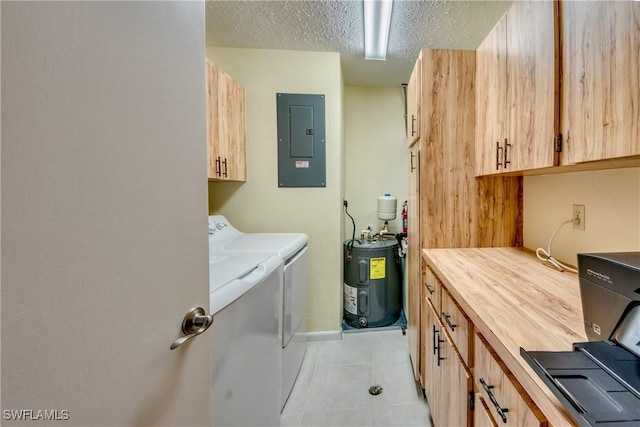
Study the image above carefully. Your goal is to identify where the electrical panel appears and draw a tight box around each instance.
[276,93,326,187]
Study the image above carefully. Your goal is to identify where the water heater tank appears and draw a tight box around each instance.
[377,194,397,221]
[343,239,402,328]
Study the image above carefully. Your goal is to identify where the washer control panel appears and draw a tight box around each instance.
[208,215,242,244]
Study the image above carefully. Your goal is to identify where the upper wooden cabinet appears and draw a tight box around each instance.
[476,14,508,176]
[475,1,558,176]
[205,58,247,181]
[406,54,421,147]
[560,1,640,165]
[478,1,640,174]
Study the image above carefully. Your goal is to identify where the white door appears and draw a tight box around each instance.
[1,2,211,426]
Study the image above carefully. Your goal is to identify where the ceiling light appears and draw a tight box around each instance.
[364,0,393,61]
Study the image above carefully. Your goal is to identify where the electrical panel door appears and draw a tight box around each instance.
[276,93,326,187]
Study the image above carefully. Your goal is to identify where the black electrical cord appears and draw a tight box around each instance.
[343,203,360,252]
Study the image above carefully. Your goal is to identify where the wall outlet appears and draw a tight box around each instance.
[573,204,585,231]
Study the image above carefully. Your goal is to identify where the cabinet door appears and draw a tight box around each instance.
[423,300,441,423]
[476,0,558,176]
[408,144,421,382]
[506,0,558,172]
[206,58,223,179]
[420,276,428,388]
[438,330,473,427]
[561,1,640,164]
[224,77,247,181]
[205,59,247,182]
[425,301,472,427]
[475,14,508,176]
[407,55,421,147]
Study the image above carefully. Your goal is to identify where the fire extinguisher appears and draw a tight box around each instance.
[402,201,408,233]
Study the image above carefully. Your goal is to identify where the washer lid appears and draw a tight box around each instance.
[209,254,270,290]
[209,254,282,315]
[212,233,308,260]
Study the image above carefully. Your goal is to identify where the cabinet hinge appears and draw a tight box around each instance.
[554,133,563,152]
[468,391,474,411]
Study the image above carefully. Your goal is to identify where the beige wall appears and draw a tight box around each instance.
[206,47,344,333]
[523,167,640,267]
[344,86,408,239]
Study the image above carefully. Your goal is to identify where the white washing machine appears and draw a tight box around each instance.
[208,215,309,411]
[209,253,283,426]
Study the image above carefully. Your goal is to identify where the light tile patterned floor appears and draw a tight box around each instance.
[281,330,433,427]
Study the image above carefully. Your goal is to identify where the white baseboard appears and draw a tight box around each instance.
[304,330,342,342]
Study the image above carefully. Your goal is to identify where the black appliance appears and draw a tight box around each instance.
[521,252,640,427]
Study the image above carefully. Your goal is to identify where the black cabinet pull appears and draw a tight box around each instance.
[479,377,508,423]
[436,331,445,366]
[215,156,222,177]
[222,158,228,177]
[504,138,511,169]
[495,141,503,170]
[442,311,457,332]
[426,284,435,295]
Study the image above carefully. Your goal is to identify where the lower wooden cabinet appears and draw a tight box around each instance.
[474,333,548,427]
[422,262,548,427]
[424,299,473,427]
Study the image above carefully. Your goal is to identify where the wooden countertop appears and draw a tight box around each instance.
[422,247,588,427]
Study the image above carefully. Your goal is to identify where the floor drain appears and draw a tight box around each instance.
[369,385,383,396]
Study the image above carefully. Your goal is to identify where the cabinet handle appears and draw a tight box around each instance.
[433,326,445,366]
[442,311,457,332]
[479,377,509,423]
[426,284,435,295]
[410,152,416,172]
[411,115,417,136]
[504,138,511,169]
[222,158,228,178]
[495,141,503,170]
[215,156,222,177]
[436,331,445,366]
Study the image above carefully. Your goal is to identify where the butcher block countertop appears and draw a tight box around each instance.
[422,247,588,427]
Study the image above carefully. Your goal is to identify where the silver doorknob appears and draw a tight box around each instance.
[170,307,213,350]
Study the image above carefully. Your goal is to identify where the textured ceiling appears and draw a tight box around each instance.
[205,0,512,87]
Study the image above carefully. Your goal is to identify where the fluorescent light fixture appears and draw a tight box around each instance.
[364,0,393,61]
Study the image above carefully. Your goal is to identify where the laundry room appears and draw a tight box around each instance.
[205,1,640,425]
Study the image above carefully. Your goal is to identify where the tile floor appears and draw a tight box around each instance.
[281,329,433,427]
